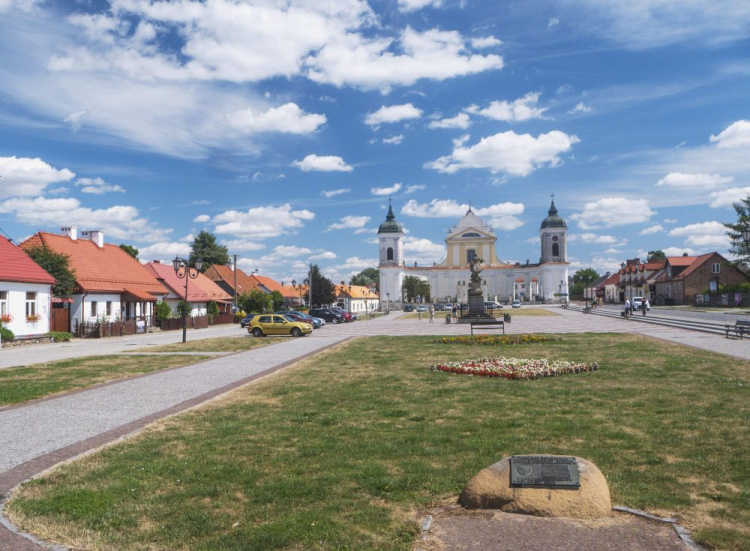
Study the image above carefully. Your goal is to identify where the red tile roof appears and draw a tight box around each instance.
[0,238,55,285]
[20,232,163,296]
[145,262,233,303]
[668,255,697,267]
[600,273,620,287]
[334,284,379,299]
[671,253,715,280]
[204,264,261,294]
[252,274,297,297]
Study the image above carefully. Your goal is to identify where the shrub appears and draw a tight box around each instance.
[48,331,73,342]
[0,326,14,342]
[155,301,172,321]
[207,300,220,320]
[176,300,192,318]
[439,335,554,346]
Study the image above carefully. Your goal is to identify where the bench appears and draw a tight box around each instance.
[470,319,504,335]
[725,320,750,339]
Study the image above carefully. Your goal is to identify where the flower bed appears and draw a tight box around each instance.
[440,334,553,346]
[430,357,598,380]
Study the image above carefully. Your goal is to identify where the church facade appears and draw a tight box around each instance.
[377,201,570,305]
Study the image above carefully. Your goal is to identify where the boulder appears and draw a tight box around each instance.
[460,455,612,519]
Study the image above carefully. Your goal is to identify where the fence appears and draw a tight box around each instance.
[158,316,209,331]
[73,316,152,339]
[695,292,750,307]
[208,313,237,325]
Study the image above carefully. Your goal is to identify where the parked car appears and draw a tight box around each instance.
[309,308,345,324]
[484,301,503,310]
[433,303,444,311]
[240,314,259,328]
[247,314,312,337]
[444,303,453,310]
[416,305,427,312]
[331,307,355,321]
[403,304,414,312]
[632,297,650,311]
[512,300,522,308]
[277,311,323,328]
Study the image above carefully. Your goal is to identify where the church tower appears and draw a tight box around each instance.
[378,203,405,305]
[540,198,568,263]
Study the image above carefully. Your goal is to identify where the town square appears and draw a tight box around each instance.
[1,1,750,550]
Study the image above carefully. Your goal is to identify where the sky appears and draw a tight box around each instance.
[1,0,749,283]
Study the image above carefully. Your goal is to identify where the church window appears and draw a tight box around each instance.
[552,243,560,257]
[467,249,477,264]
[462,232,481,238]
[552,235,559,242]
[387,247,394,261]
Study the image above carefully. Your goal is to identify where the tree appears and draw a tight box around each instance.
[119,244,139,259]
[350,267,379,291]
[207,300,220,320]
[402,275,431,302]
[24,246,77,298]
[270,290,285,311]
[308,264,336,307]
[189,230,229,272]
[570,268,600,296]
[155,301,172,322]
[647,250,666,263]
[238,289,273,313]
[176,300,192,318]
[724,195,750,270]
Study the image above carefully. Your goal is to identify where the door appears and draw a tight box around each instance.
[272,315,288,335]
[50,305,70,333]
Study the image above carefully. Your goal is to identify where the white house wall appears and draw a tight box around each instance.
[0,281,51,337]
[70,293,123,324]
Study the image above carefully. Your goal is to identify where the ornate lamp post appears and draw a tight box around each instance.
[743,228,750,244]
[172,256,202,343]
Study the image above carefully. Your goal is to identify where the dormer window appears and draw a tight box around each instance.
[462,232,481,238]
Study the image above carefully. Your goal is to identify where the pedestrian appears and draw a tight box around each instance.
[429,305,434,323]
[642,299,647,316]
[624,298,631,318]
[452,305,458,322]
[418,309,422,320]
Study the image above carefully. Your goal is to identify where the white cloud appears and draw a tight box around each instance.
[568,102,592,114]
[354,227,376,234]
[339,256,378,270]
[212,203,315,239]
[470,36,502,49]
[193,214,210,223]
[293,154,353,172]
[639,224,664,235]
[365,103,422,126]
[490,216,525,231]
[0,156,75,198]
[709,186,750,208]
[403,236,445,264]
[428,112,471,130]
[63,110,88,131]
[466,93,547,122]
[401,199,524,219]
[710,120,750,149]
[138,241,191,261]
[663,246,698,257]
[0,196,171,242]
[571,197,655,229]
[569,233,625,244]
[309,251,337,260]
[426,130,579,176]
[656,172,733,188]
[663,218,678,224]
[383,134,404,145]
[371,183,402,196]
[669,221,730,250]
[548,17,560,28]
[321,188,351,198]
[405,184,425,194]
[327,215,371,230]
[0,0,41,13]
[226,103,326,134]
[75,177,125,194]
[218,239,265,252]
[273,245,312,258]
[397,0,442,12]
[453,134,470,148]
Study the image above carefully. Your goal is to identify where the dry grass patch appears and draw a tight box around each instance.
[135,336,271,353]
[6,334,750,550]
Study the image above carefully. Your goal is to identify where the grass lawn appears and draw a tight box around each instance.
[0,355,204,407]
[6,334,749,550]
[135,336,272,353]
[399,308,559,320]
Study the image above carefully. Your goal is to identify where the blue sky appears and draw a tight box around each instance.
[1,0,749,283]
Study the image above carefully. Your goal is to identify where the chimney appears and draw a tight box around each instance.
[341,280,345,285]
[60,226,78,240]
[80,230,104,248]
[152,260,161,264]
[683,252,688,257]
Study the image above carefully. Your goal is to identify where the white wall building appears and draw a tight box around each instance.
[378,201,570,305]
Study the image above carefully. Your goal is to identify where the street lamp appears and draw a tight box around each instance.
[386,292,390,314]
[742,227,750,244]
[172,256,202,343]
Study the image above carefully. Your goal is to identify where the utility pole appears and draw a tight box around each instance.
[308,263,313,309]
[233,254,238,313]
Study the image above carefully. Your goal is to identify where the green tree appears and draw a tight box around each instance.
[154,301,172,321]
[189,230,229,272]
[24,246,77,298]
[207,300,220,320]
[238,289,273,313]
[119,244,139,259]
[647,250,666,263]
[350,267,379,291]
[270,290,285,311]
[176,300,192,318]
[402,275,431,302]
[570,268,600,296]
[724,195,750,270]
[308,264,335,307]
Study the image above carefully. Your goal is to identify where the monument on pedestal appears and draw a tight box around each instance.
[459,257,494,324]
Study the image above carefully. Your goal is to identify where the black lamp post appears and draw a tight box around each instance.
[173,256,202,343]
[743,228,750,244]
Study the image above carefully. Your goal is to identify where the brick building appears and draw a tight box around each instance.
[654,253,746,305]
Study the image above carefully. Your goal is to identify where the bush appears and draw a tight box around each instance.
[0,326,14,342]
[207,300,220,320]
[155,301,172,321]
[48,331,73,342]
[176,300,192,318]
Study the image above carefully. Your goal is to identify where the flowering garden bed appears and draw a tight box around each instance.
[440,334,553,346]
[430,357,598,380]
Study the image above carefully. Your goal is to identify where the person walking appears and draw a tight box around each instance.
[452,305,458,322]
[429,305,434,323]
[642,299,647,316]
[624,298,631,318]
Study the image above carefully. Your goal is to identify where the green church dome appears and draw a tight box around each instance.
[540,200,567,229]
[378,204,403,234]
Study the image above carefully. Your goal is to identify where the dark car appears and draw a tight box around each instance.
[330,307,354,322]
[277,310,323,328]
[309,308,345,324]
[240,314,259,328]
[403,304,414,312]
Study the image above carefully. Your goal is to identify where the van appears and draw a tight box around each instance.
[484,300,503,310]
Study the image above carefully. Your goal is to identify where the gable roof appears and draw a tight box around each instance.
[145,262,233,303]
[667,255,697,267]
[251,274,296,297]
[0,238,56,285]
[20,232,164,296]
[334,284,379,299]
[671,253,717,280]
[204,264,261,294]
[600,272,620,287]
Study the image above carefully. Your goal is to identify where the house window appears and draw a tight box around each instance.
[552,243,560,257]
[467,249,477,264]
[0,291,7,317]
[25,292,37,317]
[387,247,394,261]
[106,301,113,316]
[712,263,720,274]
[91,301,97,317]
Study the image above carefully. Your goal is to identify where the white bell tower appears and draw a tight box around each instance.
[540,196,568,264]
[377,202,405,305]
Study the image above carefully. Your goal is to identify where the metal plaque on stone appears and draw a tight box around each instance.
[510,456,580,489]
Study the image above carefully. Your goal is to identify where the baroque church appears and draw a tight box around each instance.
[377,200,570,304]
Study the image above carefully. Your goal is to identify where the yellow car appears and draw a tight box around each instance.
[248,314,313,337]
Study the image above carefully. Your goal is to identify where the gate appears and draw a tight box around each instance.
[50,306,70,333]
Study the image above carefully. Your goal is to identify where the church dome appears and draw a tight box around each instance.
[457,207,486,228]
[541,199,567,229]
[378,203,403,234]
